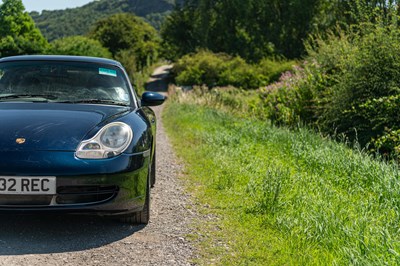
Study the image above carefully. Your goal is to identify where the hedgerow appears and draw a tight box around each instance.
[173,50,294,89]
[256,22,400,159]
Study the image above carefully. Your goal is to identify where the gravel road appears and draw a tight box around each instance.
[0,66,196,266]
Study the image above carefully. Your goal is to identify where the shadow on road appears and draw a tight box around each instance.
[145,65,172,93]
[0,214,144,255]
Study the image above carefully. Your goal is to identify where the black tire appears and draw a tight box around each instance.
[150,150,156,188]
[118,177,150,224]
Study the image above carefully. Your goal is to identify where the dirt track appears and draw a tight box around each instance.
[0,66,196,266]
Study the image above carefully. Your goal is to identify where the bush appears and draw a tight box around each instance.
[173,51,294,89]
[174,51,231,87]
[258,58,297,83]
[219,57,268,89]
[90,13,160,70]
[259,69,305,126]
[311,24,400,150]
[174,51,228,87]
[359,95,400,158]
[259,23,400,159]
[50,36,112,58]
[257,59,329,127]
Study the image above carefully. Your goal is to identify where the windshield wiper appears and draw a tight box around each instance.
[0,94,58,100]
[56,99,130,106]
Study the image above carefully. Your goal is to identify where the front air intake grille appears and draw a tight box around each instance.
[0,195,52,206]
[56,185,118,205]
[0,186,118,207]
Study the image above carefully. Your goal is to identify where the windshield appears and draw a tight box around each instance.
[0,61,132,106]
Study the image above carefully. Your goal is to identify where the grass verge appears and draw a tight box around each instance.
[163,100,400,265]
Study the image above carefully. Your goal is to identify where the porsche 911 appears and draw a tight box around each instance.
[0,55,165,224]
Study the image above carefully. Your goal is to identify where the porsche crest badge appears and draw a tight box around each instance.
[16,138,26,144]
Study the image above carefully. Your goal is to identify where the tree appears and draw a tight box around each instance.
[162,0,400,61]
[50,36,112,58]
[161,0,323,61]
[160,3,198,60]
[90,13,160,69]
[0,0,48,57]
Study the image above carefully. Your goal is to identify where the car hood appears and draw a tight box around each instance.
[0,103,132,152]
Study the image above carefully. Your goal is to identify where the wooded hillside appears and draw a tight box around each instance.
[30,0,183,41]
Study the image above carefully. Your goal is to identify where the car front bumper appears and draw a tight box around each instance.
[0,150,150,215]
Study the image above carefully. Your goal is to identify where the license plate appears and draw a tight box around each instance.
[0,177,56,195]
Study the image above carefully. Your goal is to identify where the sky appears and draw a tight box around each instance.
[21,0,95,12]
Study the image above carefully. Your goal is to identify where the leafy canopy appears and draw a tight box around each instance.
[161,0,400,61]
[0,0,48,57]
[90,13,160,69]
[161,0,322,61]
[50,36,112,58]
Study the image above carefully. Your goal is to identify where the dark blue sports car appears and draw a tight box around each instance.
[0,55,165,224]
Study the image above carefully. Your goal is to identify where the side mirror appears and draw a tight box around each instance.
[141,91,166,106]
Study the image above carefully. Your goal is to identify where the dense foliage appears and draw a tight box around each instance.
[312,25,400,150]
[0,0,48,57]
[50,36,112,58]
[161,0,323,60]
[161,0,400,61]
[163,1,400,159]
[186,23,400,159]
[30,0,183,41]
[87,13,161,93]
[90,13,160,70]
[173,51,294,89]
[252,18,400,158]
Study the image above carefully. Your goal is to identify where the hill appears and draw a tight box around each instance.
[30,0,182,41]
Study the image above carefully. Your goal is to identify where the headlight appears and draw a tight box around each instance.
[76,122,133,159]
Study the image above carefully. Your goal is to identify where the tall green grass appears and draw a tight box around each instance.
[163,101,400,265]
